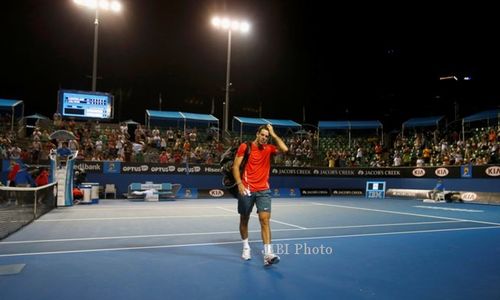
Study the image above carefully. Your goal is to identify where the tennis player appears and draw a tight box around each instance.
[232,124,288,266]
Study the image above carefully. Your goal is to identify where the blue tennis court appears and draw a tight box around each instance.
[1,197,500,300]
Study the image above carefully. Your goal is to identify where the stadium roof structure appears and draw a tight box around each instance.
[232,116,301,140]
[0,99,23,108]
[318,120,382,130]
[402,116,444,129]
[21,113,50,130]
[232,116,301,128]
[0,98,24,131]
[462,109,500,123]
[122,119,140,125]
[462,109,500,140]
[318,120,383,147]
[145,110,218,131]
[400,116,444,138]
[23,113,49,120]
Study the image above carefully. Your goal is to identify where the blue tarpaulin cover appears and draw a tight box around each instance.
[402,116,443,128]
[318,120,382,130]
[463,109,500,123]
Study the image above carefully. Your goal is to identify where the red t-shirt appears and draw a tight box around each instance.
[8,163,20,182]
[236,142,277,192]
[35,171,49,186]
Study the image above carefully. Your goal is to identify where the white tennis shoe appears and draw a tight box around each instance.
[241,247,251,260]
[263,253,280,266]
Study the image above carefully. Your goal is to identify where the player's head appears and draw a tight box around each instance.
[256,125,270,146]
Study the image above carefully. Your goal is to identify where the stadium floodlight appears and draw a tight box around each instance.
[211,16,251,134]
[74,0,122,91]
[439,75,458,81]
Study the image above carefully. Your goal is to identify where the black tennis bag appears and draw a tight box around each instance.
[220,142,251,197]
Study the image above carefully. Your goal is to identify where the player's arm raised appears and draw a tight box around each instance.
[267,124,288,153]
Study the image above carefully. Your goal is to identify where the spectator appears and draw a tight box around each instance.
[32,127,42,140]
[57,142,72,157]
[120,122,128,135]
[32,139,42,164]
[7,160,20,186]
[393,152,402,167]
[14,166,35,187]
[9,143,21,160]
[429,179,445,201]
[35,168,49,186]
[416,156,425,167]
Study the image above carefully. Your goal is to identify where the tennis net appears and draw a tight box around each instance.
[0,182,57,240]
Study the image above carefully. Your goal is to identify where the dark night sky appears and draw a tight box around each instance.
[1,1,499,130]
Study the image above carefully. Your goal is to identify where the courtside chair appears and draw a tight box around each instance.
[104,184,117,199]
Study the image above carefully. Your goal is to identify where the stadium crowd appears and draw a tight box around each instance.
[0,112,498,168]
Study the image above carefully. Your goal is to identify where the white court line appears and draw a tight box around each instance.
[268,219,307,229]
[0,220,33,224]
[35,204,317,222]
[1,225,499,258]
[413,206,484,212]
[35,214,234,222]
[216,206,307,229]
[62,203,316,211]
[306,220,461,230]
[311,202,500,226]
[0,220,461,244]
[272,204,319,207]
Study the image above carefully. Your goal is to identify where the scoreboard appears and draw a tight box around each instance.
[58,89,113,120]
[366,181,386,199]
